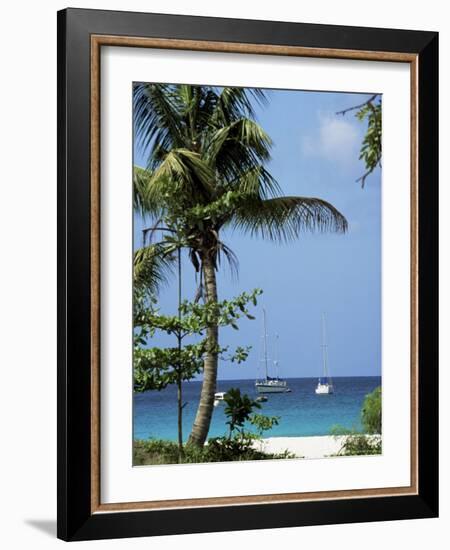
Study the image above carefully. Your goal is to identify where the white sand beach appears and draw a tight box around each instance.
[258,435,346,459]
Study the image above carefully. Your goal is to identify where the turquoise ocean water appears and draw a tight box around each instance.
[133,376,381,441]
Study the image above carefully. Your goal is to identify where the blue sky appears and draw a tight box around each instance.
[134,88,381,380]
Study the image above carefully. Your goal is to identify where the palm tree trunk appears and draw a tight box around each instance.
[188,254,218,447]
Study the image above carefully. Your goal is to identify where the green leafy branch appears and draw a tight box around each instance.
[135,288,262,337]
[337,94,382,188]
[133,289,262,393]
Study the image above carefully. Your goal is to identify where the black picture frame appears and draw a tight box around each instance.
[57,7,438,541]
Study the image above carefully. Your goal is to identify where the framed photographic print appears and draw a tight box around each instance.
[57,8,438,541]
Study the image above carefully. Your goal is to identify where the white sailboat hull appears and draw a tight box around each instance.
[315,383,334,395]
[255,380,289,393]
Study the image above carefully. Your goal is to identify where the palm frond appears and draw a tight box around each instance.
[217,241,239,280]
[206,118,273,186]
[134,243,176,293]
[146,149,214,205]
[212,87,268,124]
[133,165,165,217]
[231,196,348,242]
[207,117,272,162]
[133,83,187,164]
[229,166,282,199]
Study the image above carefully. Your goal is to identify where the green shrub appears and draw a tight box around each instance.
[133,436,294,465]
[222,388,260,438]
[134,439,181,465]
[361,386,382,434]
[329,386,382,457]
[336,433,382,456]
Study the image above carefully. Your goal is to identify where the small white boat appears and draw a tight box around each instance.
[315,313,334,395]
[315,380,333,394]
[256,395,268,403]
[214,391,226,406]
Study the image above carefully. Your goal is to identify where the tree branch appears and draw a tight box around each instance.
[336,94,379,116]
[356,158,381,189]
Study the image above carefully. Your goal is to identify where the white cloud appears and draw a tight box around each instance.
[301,112,360,165]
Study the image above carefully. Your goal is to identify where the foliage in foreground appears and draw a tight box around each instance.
[331,386,382,456]
[134,387,294,465]
[133,437,294,465]
[361,386,382,434]
[330,427,382,456]
[340,433,381,456]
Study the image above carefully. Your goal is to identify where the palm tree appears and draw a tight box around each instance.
[133,84,347,447]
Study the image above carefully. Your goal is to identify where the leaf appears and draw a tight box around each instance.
[231,196,347,242]
[133,243,177,294]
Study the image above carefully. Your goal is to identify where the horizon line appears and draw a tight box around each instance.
[207,374,382,382]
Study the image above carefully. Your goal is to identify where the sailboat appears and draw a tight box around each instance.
[255,310,290,393]
[315,313,334,395]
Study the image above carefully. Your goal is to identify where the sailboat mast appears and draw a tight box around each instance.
[321,313,329,379]
[263,309,269,379]
[274,334,279,378]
